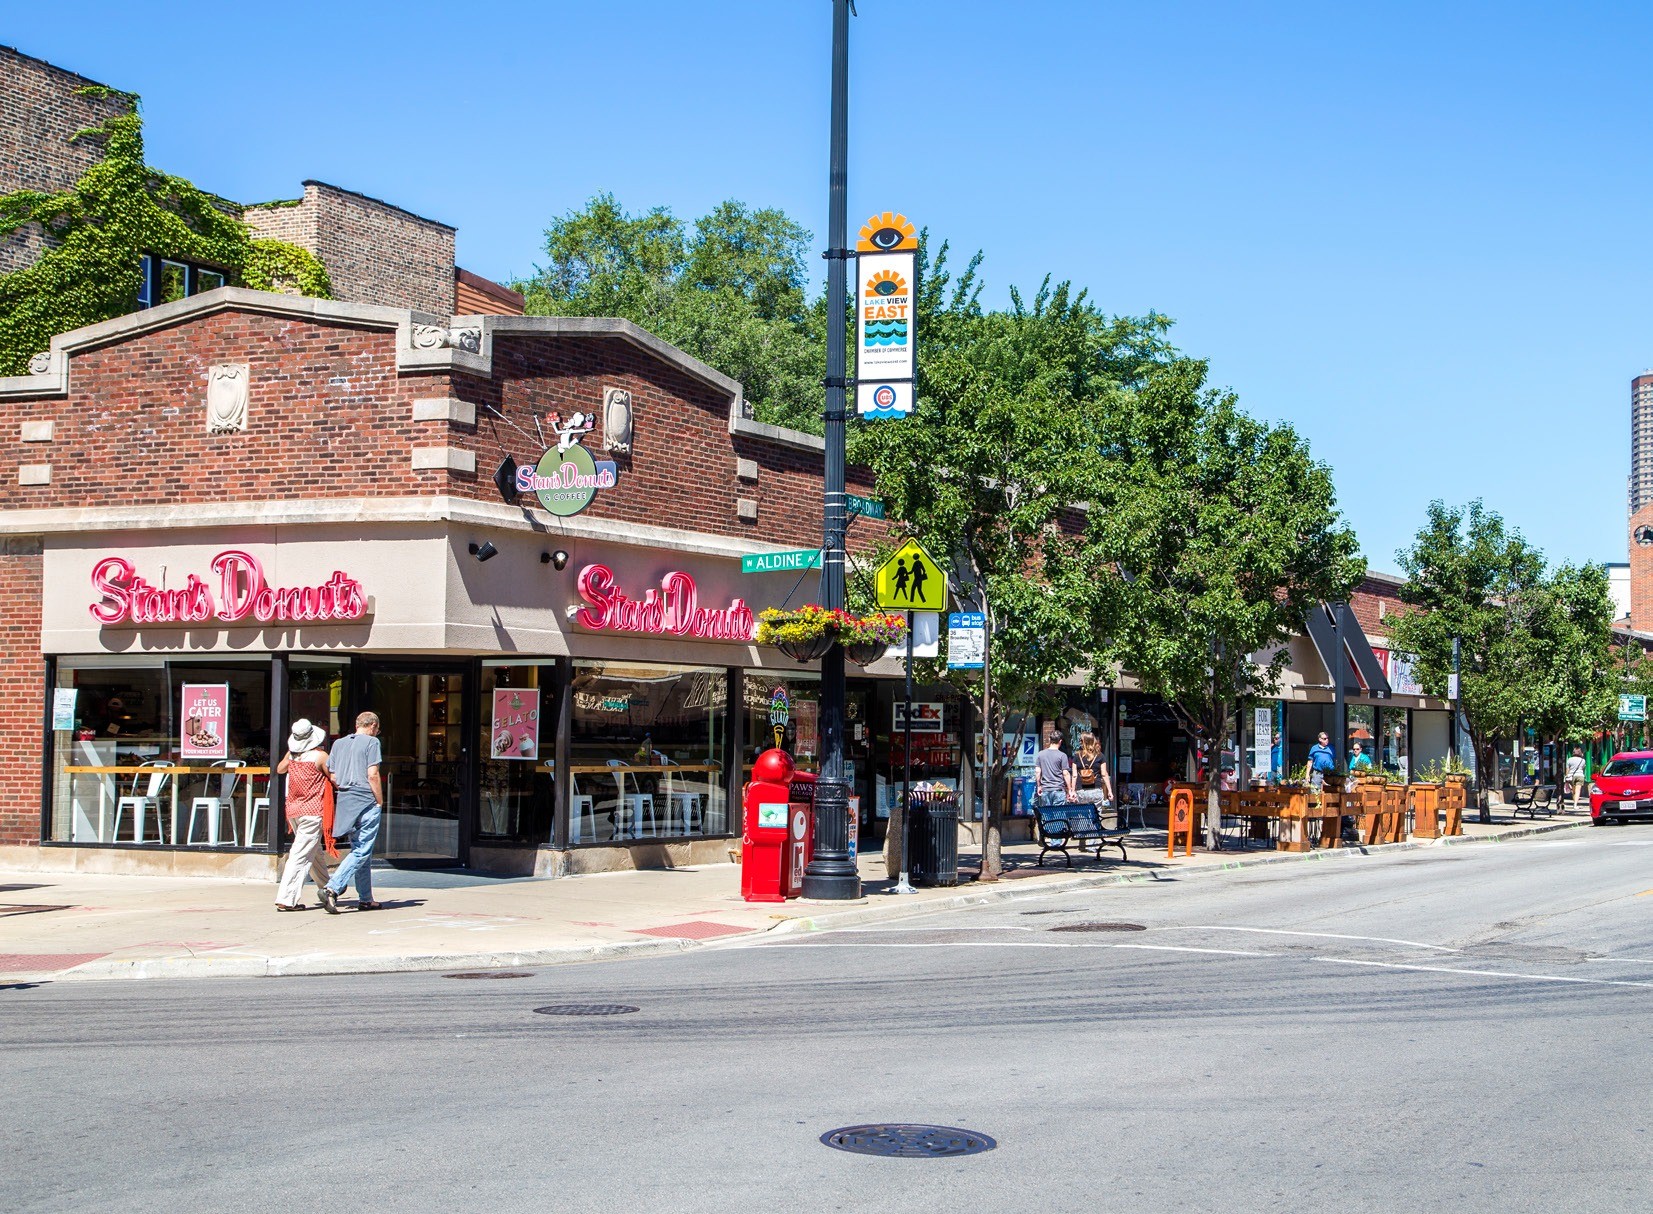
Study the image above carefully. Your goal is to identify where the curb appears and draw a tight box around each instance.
[18,818,1589,984]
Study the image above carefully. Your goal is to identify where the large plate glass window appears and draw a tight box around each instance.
[479,661,559,845]
[49,655,274,848]
[569,662,728,844]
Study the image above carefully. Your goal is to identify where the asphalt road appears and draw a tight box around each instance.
[6,831,1653,1213]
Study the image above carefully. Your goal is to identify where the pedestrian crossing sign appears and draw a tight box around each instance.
[874,539,948,611]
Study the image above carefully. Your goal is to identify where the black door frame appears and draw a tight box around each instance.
[353,657,475,869]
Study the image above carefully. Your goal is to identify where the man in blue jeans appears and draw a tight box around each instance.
[1034,729,1074,807]
[320,711,383,913]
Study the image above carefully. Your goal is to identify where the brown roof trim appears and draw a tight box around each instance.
[455,267,525,310]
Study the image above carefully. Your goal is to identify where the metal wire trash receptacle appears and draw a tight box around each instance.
[907,789,959,887]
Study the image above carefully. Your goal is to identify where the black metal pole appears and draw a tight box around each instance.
[801,0,860,899]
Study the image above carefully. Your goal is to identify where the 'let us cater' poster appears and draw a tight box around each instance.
[179,684,229,760]
[491,688,540,761]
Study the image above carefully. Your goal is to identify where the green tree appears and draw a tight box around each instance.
[1384,500,1579,802]
[1530,562,1619,748]
[0,98,329,376]
[517,195,824,429]
[1087,359,1365,847]
[849,241,1175,879]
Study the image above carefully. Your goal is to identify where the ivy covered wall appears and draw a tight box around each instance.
[0,90,331,376]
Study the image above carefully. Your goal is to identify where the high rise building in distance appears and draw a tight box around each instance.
[1633,373,1653,515]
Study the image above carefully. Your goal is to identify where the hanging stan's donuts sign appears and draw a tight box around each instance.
[89,550,369,627]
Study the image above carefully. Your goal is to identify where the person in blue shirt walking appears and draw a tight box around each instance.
[1307,731,1336,791]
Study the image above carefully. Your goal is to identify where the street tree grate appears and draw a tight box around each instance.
[533,1003,640,1016]
[443,971,535,980]
[821,1124,996,1158]
[1048,922,1146,933]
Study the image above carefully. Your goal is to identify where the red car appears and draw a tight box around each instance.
[1589,751,1653,825]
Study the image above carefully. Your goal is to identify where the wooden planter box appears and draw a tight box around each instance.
[1409,783,1441,838]
[1441,777,1468,836]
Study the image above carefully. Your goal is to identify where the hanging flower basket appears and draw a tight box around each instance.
[845,640,887,665]
[777,633,837,662]
[758,606,907,665]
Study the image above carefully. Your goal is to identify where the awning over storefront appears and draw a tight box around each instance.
[1303,602,1391,698]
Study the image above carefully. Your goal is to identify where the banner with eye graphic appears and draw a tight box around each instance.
[855,211,918,419]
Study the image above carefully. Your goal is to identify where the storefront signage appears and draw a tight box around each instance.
[490,687,541,760]
[179,683,229,760]
[516,413,619,517]
[741,549,822,574]
[855,211,918,419]
[51,688,78,732]
[574,564,756,641]
[894,701,944,734]
[89,550,368,627]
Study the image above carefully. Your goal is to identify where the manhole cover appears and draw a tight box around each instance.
[1048,922,1146,933]
[443,971,534,980]
[532,1004,640,1016]
[821,1124,996,1158]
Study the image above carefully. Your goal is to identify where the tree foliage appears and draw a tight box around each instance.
[1085,359,1365,843]
[516,194,825,429]
[1385,500,1617,795]
[849,240,1177,877]
[0,98,330,376]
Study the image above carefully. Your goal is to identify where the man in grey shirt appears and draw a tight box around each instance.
[1034,729,1074,807]
[320,711,383,913]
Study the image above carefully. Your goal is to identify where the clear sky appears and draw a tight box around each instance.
[10,1,1650,573]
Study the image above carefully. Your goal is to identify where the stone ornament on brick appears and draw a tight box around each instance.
[603,386,633,454]
[27,352,52,375]
[410,324,481,352]
[206,364,250,434]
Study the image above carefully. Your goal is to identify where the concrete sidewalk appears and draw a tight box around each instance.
[0,808,1590,983]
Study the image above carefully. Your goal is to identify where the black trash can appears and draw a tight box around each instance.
[907,789,959,887]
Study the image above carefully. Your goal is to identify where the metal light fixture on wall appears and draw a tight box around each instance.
[540,550,569,570]
[469,541,498,563]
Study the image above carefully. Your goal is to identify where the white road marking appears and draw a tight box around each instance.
[1177,925,1459,952]
[1609,841,1653,846]
[1584,956,1653,966]
[1315,956,1653,989]
[1111,944,1279,958]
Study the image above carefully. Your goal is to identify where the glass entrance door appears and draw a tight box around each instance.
[365,666,467,864]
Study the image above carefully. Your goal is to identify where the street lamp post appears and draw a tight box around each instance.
[801,0,861,900]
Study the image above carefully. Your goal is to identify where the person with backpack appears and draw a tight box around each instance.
[1071,730,1114,807]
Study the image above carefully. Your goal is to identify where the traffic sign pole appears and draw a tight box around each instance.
[800,0,860,901]
[894,609,916,895]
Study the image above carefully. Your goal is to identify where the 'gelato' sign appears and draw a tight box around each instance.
[90,550,368,627]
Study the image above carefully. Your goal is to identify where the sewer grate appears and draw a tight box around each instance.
[443,971,535,980]
[1048,922,1146,933]
[821,1124,997,1158]
[0,905,72,918]
[533,1003,640,1017]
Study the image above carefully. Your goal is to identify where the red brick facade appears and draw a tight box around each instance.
[0,539,44,846]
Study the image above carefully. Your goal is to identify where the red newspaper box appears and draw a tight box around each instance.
[741,749,795,903]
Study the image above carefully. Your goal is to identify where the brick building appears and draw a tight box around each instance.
[1,44,522,319]
[0,288,892,877]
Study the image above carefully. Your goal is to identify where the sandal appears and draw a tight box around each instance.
[275,903,306,912]
[357,901,384,911]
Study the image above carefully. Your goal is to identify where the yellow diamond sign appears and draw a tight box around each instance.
[874,539,948,612]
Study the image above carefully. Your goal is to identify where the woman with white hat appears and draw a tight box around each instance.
[274,718,337,911]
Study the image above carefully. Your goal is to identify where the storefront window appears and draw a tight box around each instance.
[568,662,729,843]
[479,661,558,845]
[1347,704,1377,774]
[1244,701,1285,785]
[49,656,273,848]
[1378,706,1409,780]
[742,672,820,772]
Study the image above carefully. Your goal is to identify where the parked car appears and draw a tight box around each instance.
[1589,751,1653,825]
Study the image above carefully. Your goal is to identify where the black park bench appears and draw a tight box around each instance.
[1034,802,1130,867]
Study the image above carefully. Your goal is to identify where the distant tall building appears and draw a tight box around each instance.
[1634,373,1653,515]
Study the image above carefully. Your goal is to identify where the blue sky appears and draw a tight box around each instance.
[11,1,1650,572]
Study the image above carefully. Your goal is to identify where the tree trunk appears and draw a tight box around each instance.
[1204,700,1226,851]
[883,795,904,886]
[977,601,1002,882]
